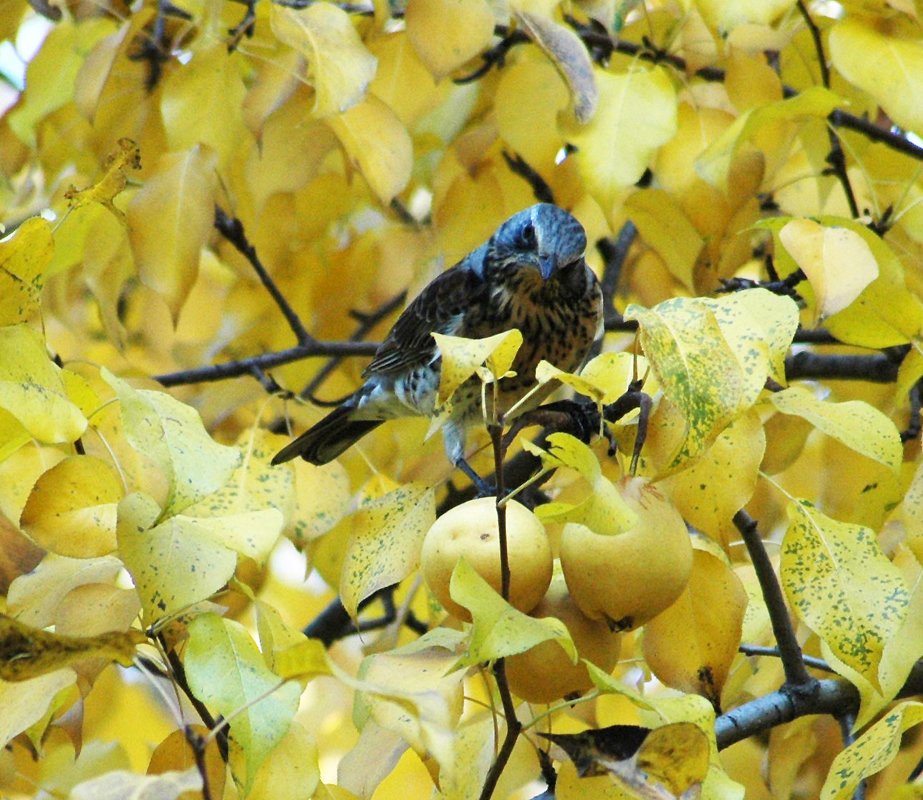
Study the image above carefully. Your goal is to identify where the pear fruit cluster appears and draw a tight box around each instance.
[419,477,692,703]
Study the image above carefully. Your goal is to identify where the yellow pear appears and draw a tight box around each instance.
[560,477,692,631]
[420,497,552,621]
[505,572,621,703]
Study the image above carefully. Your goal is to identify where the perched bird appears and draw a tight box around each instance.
[272,203,604,482]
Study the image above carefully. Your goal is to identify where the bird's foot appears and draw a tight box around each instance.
[455,458,497,498]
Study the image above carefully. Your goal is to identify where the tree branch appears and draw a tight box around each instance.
[715,678,857,749]
[733,510,815,688]
[214,206,313,345]
[153,342,378,387]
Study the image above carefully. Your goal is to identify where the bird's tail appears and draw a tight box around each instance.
[271,405,384,465]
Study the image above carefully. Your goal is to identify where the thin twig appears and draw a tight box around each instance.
[739,644,834,673]
[300,290,406,401]
[214,206,313,345]
[478,423,522,800]
[795,1,860,217]
[153,342,378,387]
[733,511,815,688]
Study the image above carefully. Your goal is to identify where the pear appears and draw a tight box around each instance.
[421,497,552,621]
[505,572,621,703]
[560,478,692,631]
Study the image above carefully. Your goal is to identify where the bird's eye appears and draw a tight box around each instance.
[520,223,537,247]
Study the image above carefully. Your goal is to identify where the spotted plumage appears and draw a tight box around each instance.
[272,203,604,473]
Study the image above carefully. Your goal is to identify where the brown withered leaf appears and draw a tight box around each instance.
[0,613,146,681]
[542,722,708,799]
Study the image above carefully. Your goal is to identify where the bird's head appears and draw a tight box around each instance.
[486,203,588,282]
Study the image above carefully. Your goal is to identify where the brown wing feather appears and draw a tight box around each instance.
[363,263,485,377]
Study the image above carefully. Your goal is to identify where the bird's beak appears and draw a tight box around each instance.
[538,254,555,280]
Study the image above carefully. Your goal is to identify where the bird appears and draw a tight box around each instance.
[271,203,604,485]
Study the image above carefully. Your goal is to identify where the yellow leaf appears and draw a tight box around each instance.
[451,558,576,667]
[902,458,923,563]
[660,410,766,549]
[405,0,494,80]
[0,669,76,748]
[830,18,923,135]
[103,370,240,517]
[368,32,441,126]
[865,568,923,727]
[0,218,53,324]
[527,433,638,535]
[148,728,225,798]
[696,0,798,30]
[6,18,114,147]
[288,457,351,546]
[642,549,747,707]
[632,722,710,797]
[820,701,923,800]
[325,95,412,204]
[566,66,677,208]
[6,553,123,628]
[623,189,704,291]
[781,500,909,689]
[63,138,140,223]
[126,145,219,319]
[20,455,123,558]
[340,483,435,619]
[576,352,639,404]
[185,613,301,793]
[702,287,800,396]
[513,7,597,122]
[770,385,903,471]
[160,45,246,162]
[344,629,467,774]
[494,60,569,172]
[249,722,321,800]
[181,429,292,557]
[0,613,144,681]
[0,324,87,446]
[432,329,523,410]
[534,360,606,404]
[271,3,377,116]
[697,87,840,189]
[779,218,879,322]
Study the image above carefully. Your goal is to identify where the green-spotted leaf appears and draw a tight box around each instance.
[340,483,435,619]
[117,492,238,621]
[0,217,52,325]
[185,614,301,793]
[780,501,909,688]
[449,558,575,668]
[770,386,902,472]
[820,701,923,800]
[700,289,799,392]
[624,298,744,466]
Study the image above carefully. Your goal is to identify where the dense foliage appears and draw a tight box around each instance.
[3,1,923,798]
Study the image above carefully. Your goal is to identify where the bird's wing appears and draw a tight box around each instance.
[363,263,485,377]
